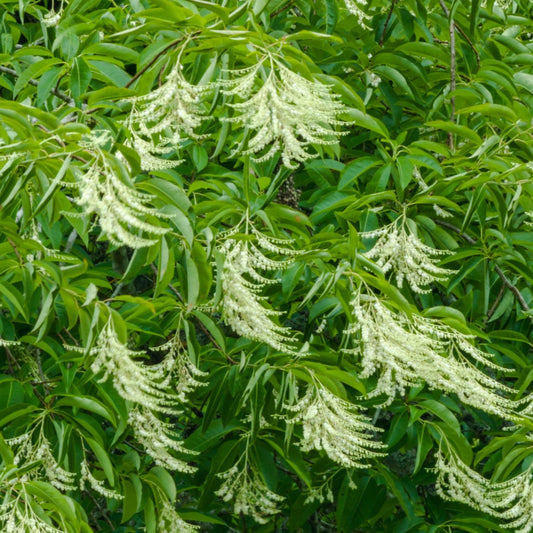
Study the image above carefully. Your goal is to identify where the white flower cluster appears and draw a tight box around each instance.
[215,456,284,524]
[125,59,210,171]
[435,447,533,533]
[6,424,122,503]
[0,487,66,533]
[71,155,169,248]
[88,320,197,473]
[80,460,123,500]
[151,333,207,403]
[284,380,385,468]
[8,432,76,492]
[345,289,517,417]
[90,320,178,413]
[42,9,62,27]
[361,218,455,292]
[344,0,370,27]
[157,497,199,533]
[221,58,351,168]
[219,226,301,354]
[128,408,197,473]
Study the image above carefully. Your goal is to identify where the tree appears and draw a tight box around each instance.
[0,0,532,531]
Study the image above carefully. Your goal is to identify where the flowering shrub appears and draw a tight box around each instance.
[0,0,532,531]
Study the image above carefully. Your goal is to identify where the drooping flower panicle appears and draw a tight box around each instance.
[361,217,455,293]
[125,54,210,171]
[284,378,385,468]
[345,287,517,417]
[220,56,352,168]
[435,447,533,533]
[219,224,303,354]
[215,454,284,524]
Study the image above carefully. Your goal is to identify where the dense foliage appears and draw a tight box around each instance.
[1,0,533,531]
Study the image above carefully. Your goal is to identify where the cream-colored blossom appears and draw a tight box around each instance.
[125,57,209,171]
[345,288,517,416]
[361,218,455,292]
[70,155,169,248]
[42,9,62,27]
[80,460,123,500]
[219,226,302,354]
[128,408,197,473]
[7,432,76,492]
[151,333,208,402]
[0,486,67,533]
[221,57,351,168]
[89,319,178,413]
[215,455,284,524]
[435,447,533,533]
[344,0,370,27]
[157,498,199,533]
[284,379,385,468]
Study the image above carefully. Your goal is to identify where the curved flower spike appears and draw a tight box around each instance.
[220,57,352,168]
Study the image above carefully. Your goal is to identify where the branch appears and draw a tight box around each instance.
[439,0,456,149]
[0,65,74,105]
[380,0,398,47]
[124,32,200,89]
[149,264,236,363]
[436,220,531,315]
[454,23,480,69]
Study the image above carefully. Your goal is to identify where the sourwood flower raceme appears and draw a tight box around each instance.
[220,56,352,168]
[361,217,455,292]
[79,460,123,500]
[89,319,179,413]
[68,153,169,248]
[7,431,76,492]
[345,287,517,416]
[344,0,370,27]
[157,497,199,533]
[128,407,197,473]
[219,224,303,354]
[284,378,385,468]
[435,446,533,533]
[124,53,210,171]
[215,454,284,524]
[151,332,208,402]
[0,484,67,533]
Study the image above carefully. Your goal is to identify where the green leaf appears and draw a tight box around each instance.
[70,57,92,100]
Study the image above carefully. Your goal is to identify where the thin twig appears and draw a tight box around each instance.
[380,0,398,46]
[486,283,506,321]
[454,22,480,69]
[0,65,74,105]
[124,32,200,89]
[436,220,531,315]
[494,265,530,314]
[149,264,236,362]
[7,238,22,263]
[85,490,114,531]
[439,0,456,150]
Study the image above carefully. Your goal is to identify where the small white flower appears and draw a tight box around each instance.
[157,498,199,533]
[42,9,62,27]
[344,0,370,27]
